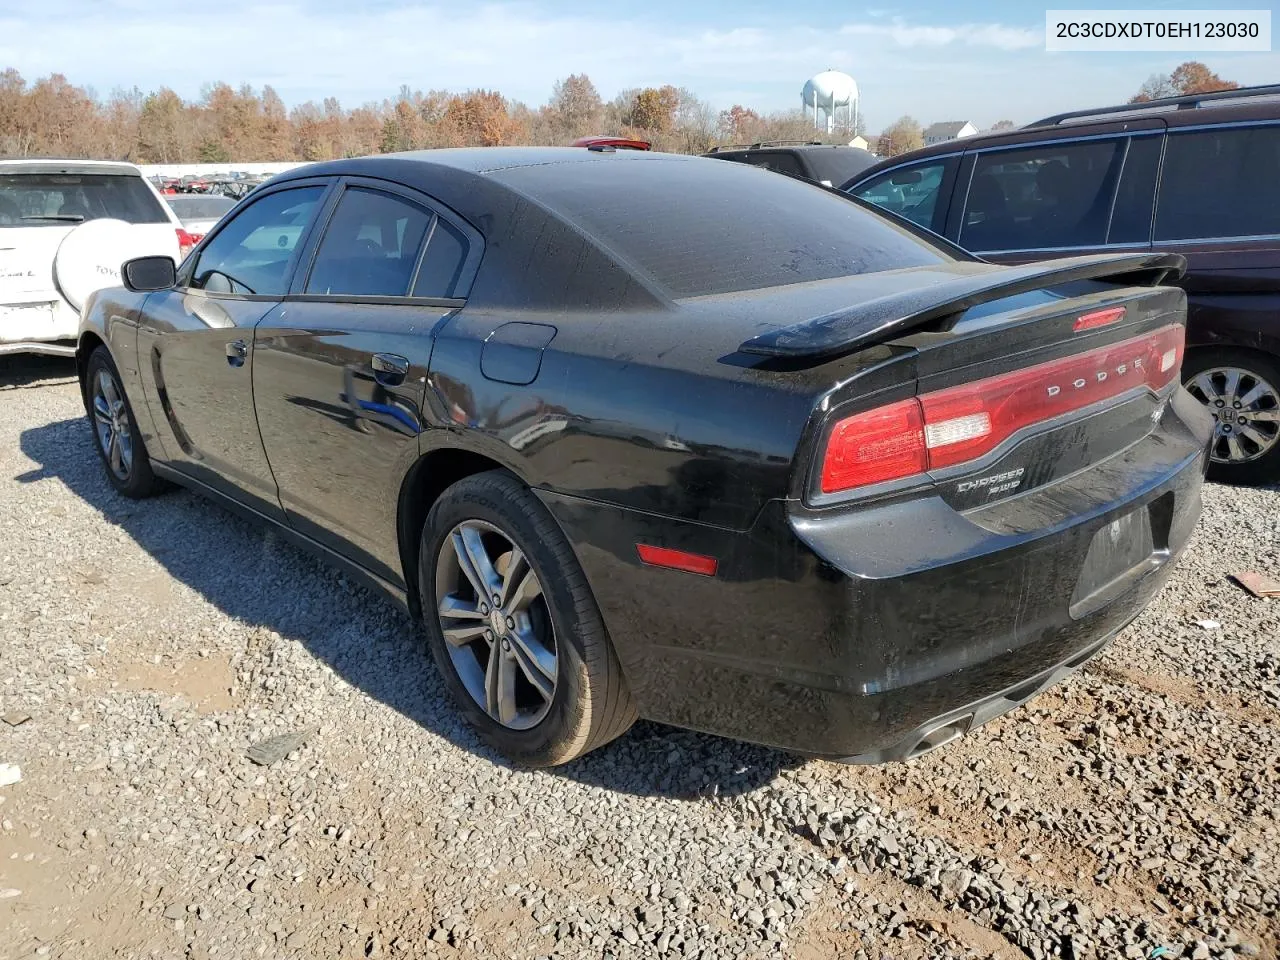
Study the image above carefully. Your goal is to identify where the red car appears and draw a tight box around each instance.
[573,136,652,151]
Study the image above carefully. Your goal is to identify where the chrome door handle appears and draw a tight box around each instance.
[371,353,409,386]
[225,339,247,367]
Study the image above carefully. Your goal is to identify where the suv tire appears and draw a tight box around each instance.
[1182,347,1280,485]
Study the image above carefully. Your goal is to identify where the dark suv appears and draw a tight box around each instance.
[706,140,877,187]
[843,84,1280,484]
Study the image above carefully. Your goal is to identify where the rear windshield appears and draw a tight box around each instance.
[166,195,237,219]
[0,173,170,227]
[493,155,949,298]
[800,148,877,186]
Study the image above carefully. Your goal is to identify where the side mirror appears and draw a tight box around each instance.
[122,256,177,292]
[889,169,923,186]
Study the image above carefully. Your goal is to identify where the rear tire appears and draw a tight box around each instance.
[85,346,164,499]
[1181,347,1280,486]
[418,470,637,766]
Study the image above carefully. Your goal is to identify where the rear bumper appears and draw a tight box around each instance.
[836,626,1122,763]
[1,298,79,354]
[0,340,77,357]
[539,389,1211,760]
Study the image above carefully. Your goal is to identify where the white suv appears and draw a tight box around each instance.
[0,159,191,357]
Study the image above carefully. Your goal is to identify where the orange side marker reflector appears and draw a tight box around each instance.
[637,544,718,577]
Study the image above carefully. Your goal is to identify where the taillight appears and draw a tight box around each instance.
[176,228,198,261]
[821,399,927,493]
[819,324,1184,495]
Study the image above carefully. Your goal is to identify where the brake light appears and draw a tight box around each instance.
[1073,306,1127,331]
[819,324,1184,495]
[176,228,198,261]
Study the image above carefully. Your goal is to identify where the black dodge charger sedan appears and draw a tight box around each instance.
[76,148,1212,767]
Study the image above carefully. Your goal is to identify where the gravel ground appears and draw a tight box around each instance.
[0,355,1277,960]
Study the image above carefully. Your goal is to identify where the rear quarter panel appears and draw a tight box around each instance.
[423,305,849,531]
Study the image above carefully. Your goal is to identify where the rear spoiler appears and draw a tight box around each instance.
[737,252,1187,362]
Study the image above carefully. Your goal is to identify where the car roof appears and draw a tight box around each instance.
[272,146,682,182]
[263,147,952,312]
[0,158,144,177]
[842,84,1280,189]
[262,149,715,308]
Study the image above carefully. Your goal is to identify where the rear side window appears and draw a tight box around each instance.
[411,217,469,299]
[0,173,169,227]
[1155,125,1280,241]
[190,186,323,296]
[495,157,948,298]
[306,188,433,297]
[1108,136,1161,244]
[960,139,1125,251]
[849,162,948,232]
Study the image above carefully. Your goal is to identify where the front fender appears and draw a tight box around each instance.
[77,287,164,459]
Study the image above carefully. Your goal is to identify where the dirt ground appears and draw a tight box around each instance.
[1,356,1277,959]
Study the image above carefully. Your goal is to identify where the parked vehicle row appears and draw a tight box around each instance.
[77,147,1211,767]
[162,193,238,244]
[153,173,268,199]
[843,83,1280,484]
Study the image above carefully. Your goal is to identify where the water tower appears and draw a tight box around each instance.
[802,70,858,134]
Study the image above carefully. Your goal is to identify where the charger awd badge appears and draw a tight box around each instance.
[956,467,1026,498]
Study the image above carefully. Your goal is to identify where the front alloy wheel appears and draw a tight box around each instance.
[435,519,558,731]
[92,368,134,482]
[84,345,163,499]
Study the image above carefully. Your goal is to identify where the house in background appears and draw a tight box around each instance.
[847,135,869,150]
[923,121,978,145]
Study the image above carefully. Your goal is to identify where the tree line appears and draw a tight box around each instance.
[0,70,859,163]
[0,60,1241,163]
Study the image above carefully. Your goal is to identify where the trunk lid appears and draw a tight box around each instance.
[736,252,1183,361]
[750,256,1192,512]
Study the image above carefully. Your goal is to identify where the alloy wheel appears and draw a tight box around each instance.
[1185,366,1280,465]
[92,369,134,481]
[434,520,558,730]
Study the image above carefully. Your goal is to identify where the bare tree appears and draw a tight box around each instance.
[548,74,603,141]
[875,117,924,158]
[1130,73,1179,103]
[1131,62,1237,103]
[626,86,680,133]
[135,89,188,162]
[718,105,760,143]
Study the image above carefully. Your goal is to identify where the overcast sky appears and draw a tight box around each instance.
[1,0,1276,129]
